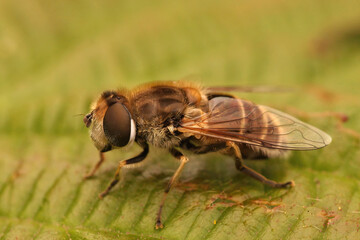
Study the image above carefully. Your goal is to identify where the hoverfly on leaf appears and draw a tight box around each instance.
[83,81,331,229]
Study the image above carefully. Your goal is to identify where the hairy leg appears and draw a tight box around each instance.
[155,148,189,229]
[228,142,294,188]
[84,152,106,179]
[99,143,149,198]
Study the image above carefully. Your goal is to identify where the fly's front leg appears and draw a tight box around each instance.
[99,144,149,199]
[155,148,189,229]
[84,152,106,179]
[228,142,294,188]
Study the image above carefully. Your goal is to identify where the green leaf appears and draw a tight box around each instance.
[1,0,360,239]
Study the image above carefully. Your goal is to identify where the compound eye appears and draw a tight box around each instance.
[103,103,131,147]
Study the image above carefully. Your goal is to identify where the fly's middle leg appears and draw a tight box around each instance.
[155,148,189,229]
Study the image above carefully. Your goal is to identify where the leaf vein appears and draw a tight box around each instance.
[18,169,46,217]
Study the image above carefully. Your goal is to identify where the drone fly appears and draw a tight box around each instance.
[83,81,331,229]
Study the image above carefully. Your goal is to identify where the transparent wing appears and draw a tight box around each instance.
[178,97,332,150]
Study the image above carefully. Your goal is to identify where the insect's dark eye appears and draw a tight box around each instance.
[103,103,131,147]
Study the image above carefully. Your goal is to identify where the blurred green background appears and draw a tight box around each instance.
[1,0,360,239]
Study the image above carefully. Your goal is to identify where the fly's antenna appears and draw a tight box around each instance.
[73,113,85,118]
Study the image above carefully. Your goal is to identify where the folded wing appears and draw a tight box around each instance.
[178,97,332,150]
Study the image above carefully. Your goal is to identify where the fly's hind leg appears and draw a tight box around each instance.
[155,148,189,229]
[235,158,294,188]
[228,142,295,188]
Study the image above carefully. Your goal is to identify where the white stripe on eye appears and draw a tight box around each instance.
[128,118,136,145]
